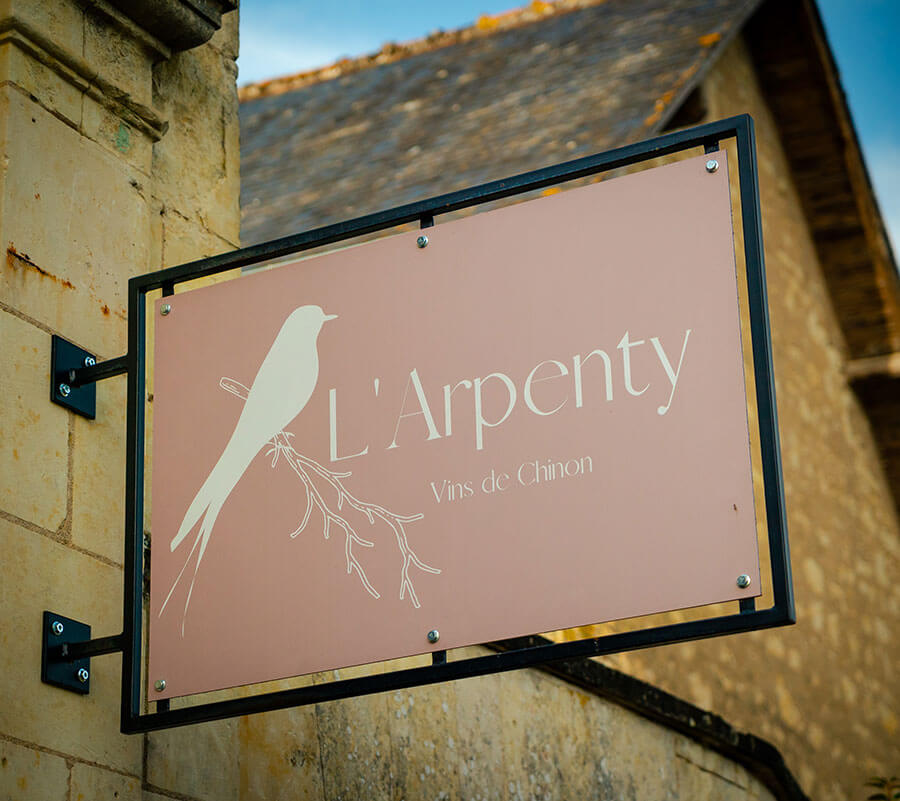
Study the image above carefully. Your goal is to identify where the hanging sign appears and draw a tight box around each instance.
[148,150,760,699]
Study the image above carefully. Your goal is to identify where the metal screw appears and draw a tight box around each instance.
[154,679,166,692]
[160,303,171,316]
[51,620,64,636]
[76,668,89,683]
[416,235,429,249]
[736,574,751,588]
[705,159,719,173]
[427,629,440,644]
[83,356,96,367]
[59,383,71,398]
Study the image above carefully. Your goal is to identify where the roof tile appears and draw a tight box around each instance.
[239,0,751,245]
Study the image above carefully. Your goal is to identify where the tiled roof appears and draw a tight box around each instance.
[239,0,756,246]
[238,0,900,513]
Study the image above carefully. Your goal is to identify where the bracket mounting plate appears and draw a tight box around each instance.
[41,611,91,694]
[50,336,96,419]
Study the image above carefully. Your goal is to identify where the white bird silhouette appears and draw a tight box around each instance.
[160,304,338,633]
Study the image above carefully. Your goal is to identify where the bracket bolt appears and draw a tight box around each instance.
[59,383,71,398]
[736,574,751,589]
[416,235,429,249]
[705,159,719,173]
[83,356,96,367]
[160,303,171,316]
[76,668,89,683]
[154,679,166,692]
[427,629,440,644]
[51,620,64,636]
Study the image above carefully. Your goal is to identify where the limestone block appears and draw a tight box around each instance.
[71,374,127,563]
[388,681,460,801]
[147,198,164,272]
[152,44,241,245]
[70,763,141,801]
[498,670,616,800]
[596,701,679,800]
[676,766,753,801]
[0,40,84,127]
[312,671,391,801]
[0,312,68,531]
[81,97,154,175]
[0,0,165,152]
[499,671,552,799]
[146,718,239,801]
[208,7,239,61]
[1,0,86,58]
[237,707,324,801]
[676,738,763,801]
[0,739,68,801]
[0,0,86,128]
[0,519,141,774]
[83,7,153,108]
[553,685,621,800]
[0,87,149,356]
[454,672,506,801]
[159,206,236,269]
[675,739,751,793]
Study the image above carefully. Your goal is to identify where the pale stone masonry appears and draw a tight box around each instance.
[0,0,240,797]
[1,1,895,800]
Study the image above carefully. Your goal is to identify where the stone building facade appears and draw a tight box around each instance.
[238,1,900,799]
[0,1,897,800]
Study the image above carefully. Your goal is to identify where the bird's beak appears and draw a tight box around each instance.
[324,313,338,321]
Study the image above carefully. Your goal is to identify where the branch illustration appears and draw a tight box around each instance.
[219,377,441,608]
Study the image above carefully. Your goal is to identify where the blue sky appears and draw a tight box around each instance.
[238,1,899,253]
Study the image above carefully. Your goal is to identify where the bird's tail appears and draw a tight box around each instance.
[170,467,220,553]
[159,476,225,636]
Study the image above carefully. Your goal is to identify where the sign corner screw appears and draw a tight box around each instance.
[416,235,429,249]
[736,574,751,589]
[160,303,171,316]
[154,679,166,692]
[705,159,719,173]
[427,629,440,644]
[76,667,89,683]
[51,620,64,636]
[83,356,96,367]
[58,383,71,398]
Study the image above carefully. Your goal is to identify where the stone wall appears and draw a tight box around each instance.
[0,4,888,801]
[152,653,790,801]
[596,37,900,801]
[0,1,239,798]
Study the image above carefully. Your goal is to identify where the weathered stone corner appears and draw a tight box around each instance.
[104,0,239,53]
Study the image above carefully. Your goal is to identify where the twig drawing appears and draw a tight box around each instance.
[219,377,441,609]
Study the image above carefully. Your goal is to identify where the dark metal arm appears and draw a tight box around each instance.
[67,355,128,387]
[50,633,125,662]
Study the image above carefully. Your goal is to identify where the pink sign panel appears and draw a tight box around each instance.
[148,151,760,699]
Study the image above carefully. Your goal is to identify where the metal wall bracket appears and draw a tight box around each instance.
[41,612,92,694]
[50,335,128,420]
[41,611,125,695]
[51,336,97,419]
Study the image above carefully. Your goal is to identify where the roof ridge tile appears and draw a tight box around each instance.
[239,0,608,102]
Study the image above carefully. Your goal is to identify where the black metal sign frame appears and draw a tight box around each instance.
[43,114,793,733]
